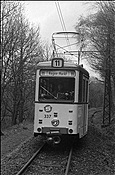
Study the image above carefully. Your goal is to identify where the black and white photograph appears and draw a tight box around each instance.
[1,1,115,175]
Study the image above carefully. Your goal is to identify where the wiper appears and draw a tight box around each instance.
[40,86,57,99]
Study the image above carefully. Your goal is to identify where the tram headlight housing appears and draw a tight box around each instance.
[37,127,42,132]
[69,129,73,134]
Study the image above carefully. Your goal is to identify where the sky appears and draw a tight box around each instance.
[22,1,98,77]
[23,1,93,40]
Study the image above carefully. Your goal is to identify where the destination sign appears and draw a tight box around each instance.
[40,70,75,77]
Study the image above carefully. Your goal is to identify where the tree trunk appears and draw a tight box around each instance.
[111,76,115,107]
[18,100,24,123]
[1,131,4,136]
[12,102,18,125]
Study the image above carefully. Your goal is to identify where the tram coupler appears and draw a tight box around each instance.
[46,136,61,145]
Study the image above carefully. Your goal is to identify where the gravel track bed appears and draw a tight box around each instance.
[69,126,115,175]
[1,126,115,175]
[23,137,74,175]
[1,116,115,175]
[1,136,45,175]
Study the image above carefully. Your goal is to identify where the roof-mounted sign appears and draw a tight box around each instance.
[51,58,64,68]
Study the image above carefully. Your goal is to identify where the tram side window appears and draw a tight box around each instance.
[78,73,82,102]
[86,80,88,102]
[82,78,88,103]
[83,79,86,102]
[79,74,88,103]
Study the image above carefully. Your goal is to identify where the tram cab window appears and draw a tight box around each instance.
[39,77,75,102]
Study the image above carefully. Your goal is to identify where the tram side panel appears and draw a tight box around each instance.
[77,104,88,138]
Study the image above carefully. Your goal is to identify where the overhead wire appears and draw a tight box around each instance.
[55,2,65,31]
[56,1,67,33]
[55,1,71,51]
[55,1,71,48]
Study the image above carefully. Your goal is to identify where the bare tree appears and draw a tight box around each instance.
[75,1,115,108]
[1,1,44,126]
[41,42,53,61]
[89,77,104,108]
[1,1,20,124]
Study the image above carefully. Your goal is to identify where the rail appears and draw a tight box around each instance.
[65,145,73,175]
[15,142,46,175]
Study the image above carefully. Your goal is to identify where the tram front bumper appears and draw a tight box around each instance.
[42,127,68,135]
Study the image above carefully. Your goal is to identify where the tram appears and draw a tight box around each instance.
[34,32,89,144]
[34,58,89,143]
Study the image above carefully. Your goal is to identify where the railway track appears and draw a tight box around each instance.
[16,142,46,175]
[16,140,74,175]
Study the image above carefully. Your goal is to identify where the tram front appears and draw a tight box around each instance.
[34,58,79,143]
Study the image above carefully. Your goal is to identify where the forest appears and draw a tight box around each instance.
[1,1,115,130]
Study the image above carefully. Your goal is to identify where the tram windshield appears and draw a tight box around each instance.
[39,77,75,102]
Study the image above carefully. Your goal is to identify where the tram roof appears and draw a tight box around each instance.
[37,61,89,77]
